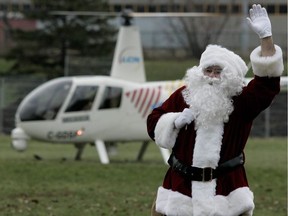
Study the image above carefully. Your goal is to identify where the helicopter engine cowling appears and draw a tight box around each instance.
[11,127,29,151]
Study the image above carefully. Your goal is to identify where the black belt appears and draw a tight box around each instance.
[168,152,244,182]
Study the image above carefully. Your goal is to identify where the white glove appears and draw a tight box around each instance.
[174,108,195,129]
[246,4,272,38]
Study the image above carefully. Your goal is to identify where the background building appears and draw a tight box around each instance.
[107,0,287,58]
[0,0,286,58]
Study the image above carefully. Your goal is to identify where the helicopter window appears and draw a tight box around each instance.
[99,86,122,110]
[19,79,72,121]
[65,85,98,112]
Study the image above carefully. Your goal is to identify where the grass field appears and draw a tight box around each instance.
[144,58,288,81]
[0,135,286,216]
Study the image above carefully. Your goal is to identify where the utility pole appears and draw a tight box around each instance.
[241,0,249,56]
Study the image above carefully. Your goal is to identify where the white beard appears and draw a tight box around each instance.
[179,66,248,216]
[182,66,242,129]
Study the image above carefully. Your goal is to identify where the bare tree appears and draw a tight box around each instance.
[0,11,14,54]
[165,1,234,59]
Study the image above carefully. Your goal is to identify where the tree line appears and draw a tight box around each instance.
[3,0,116,78]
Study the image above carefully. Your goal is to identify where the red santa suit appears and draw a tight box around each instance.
[147,44,283,216]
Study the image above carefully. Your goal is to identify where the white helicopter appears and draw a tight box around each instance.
[10,10,287,164]
[11,10,206,164]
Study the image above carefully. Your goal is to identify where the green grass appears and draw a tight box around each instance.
[145,60,196,81]
[0,135,286,216]
[0,57,286,80]
[145,59,287,81]
[245,138,287,216]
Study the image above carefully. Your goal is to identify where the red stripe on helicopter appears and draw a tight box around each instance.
[139,88,149,113]
[131,90,137,102]
[135,89,143,108]
[125,86,162,119]
[154,86,162,106]
[142,88,155,118]
[143,86,162,118]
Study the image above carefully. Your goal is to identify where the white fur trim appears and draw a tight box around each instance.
[156,186,254,216]
[156,187,193,216]
[192,124,224,215]
[154,112,180,149]
[192,124,224,168]
[250,45,284,77]
[214,187,254,216]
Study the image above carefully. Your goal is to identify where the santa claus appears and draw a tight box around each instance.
[147,4,283,216]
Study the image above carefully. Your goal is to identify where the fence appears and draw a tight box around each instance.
[0,76,46,134]
[0,76,287,137]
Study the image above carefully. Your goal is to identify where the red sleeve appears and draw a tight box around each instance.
[234,76,280,121]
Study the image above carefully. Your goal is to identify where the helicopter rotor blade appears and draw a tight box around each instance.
[50,11,218,18]
[131,12,218,17]
[50,11,119,17]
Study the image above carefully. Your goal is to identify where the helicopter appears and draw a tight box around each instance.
[11,10,210,164]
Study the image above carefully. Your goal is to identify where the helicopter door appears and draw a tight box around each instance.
[98,86,122,110]
[65,85,98,112]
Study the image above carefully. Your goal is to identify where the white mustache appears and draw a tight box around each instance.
[202,75,221,85]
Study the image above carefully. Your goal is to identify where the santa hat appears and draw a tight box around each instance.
[199,45,248,80]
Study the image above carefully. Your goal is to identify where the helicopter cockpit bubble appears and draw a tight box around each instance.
[18,78,72,121]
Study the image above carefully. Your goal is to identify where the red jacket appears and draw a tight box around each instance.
[147,44,283,216]
[147,76,280,197]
